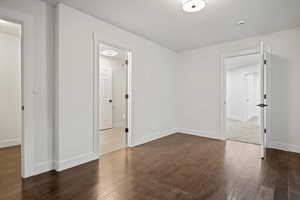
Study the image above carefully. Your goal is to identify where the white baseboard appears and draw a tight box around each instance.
[0,138,21,148]
[271,141,300,154]
[133,129,178,146]
[226,116,244,122]
[32,161,53,176]
[178,129,225,141]
[54,152,99,172]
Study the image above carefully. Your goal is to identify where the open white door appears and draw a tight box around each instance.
[100,67,113,130]
[258,42,269,159]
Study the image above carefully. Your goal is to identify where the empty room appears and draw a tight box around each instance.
[0,0,300,200]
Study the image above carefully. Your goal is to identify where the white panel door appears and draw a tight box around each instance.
[258,42,269,159]
[245,73,258,121]
[100,67,113,130]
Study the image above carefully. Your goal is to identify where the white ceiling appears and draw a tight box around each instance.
[47,0,300,51]
[225,54,259,70]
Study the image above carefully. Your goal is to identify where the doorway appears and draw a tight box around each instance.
[0,19,22,176]
[224,53,261,145]
[98,43,130,155]
[221,44,270,159]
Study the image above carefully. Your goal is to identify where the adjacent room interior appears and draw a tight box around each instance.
[225,53,261,145]
[99,43,128,155]
[1,0,300,199]
[0,18,22,177]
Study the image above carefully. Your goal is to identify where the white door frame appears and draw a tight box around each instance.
[220,48,261,140]
[93,33,133,158]
[0,8,35,178]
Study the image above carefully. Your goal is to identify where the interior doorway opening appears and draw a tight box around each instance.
[98,43,130,155]
[224,53,261,145]
[221,43,270,159]
[0,18,22,176]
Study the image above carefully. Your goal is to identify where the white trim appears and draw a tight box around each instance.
[132,129,177,147]
[271,141,300,154]
[54,153,98,172]
[0,7,35,178]
[127,51,133,147]
[178,129,225,141]
[92,33,100,158]
[220,54,226,140]
[0,138,21,148]
[264,48,272,149]
[259,42,266,158]
[32,161,54,176]
[93,34,133,156]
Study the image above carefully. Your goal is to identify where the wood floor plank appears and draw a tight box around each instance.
[0,133,299,200]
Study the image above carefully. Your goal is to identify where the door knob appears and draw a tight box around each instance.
[257,103,268,107]
[109,100,112,103]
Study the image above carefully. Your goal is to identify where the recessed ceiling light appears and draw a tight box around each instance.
[182,0,206,13]
[236,20,246,25]
[101,50,118,57]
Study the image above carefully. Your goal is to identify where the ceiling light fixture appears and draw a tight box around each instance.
[182,0,206,13]
[101,50,118,57]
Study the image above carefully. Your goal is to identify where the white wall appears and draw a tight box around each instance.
[100,55,126,128]
[0,0,55,174]
[0,32,21,148]
[56,4,178,170]
[226,64,259,121]
[178,27,300,152]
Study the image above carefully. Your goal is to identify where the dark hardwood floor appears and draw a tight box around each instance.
[1,133,300,200]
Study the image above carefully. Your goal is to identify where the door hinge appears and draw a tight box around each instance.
[125,60,128,65]
[125,94,129,99]
[22,105,24,111]
[125,128,129,133]
[264,94,267,99]
[264,129,267,134]
[264,59,267,65]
